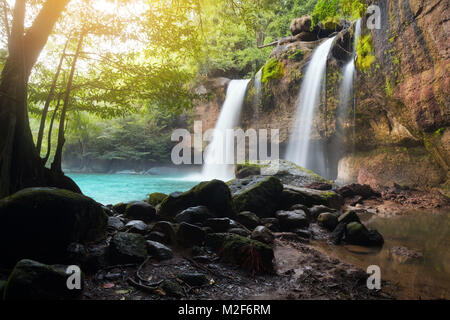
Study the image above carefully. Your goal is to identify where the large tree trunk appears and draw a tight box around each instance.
[0,0,79,198]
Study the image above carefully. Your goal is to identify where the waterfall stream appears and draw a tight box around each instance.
[285,36,336,175]
[201,79,250,181]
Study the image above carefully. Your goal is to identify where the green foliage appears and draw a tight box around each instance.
[311,0,366,26]
[261,58,285,83]
[356,34,376,71]
[288,49,306,61]
[385,78,393,97]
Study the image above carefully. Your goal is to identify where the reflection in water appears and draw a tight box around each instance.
[313,210,450,299]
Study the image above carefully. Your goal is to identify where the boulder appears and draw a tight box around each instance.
[235,163,261,178]
[204,218,231,232]
[330,222,346,244]
[174,206,213,224]
[65,243,87,266]
[230,176,283,218]
[107,216,124,230]
[308,204,336,221]
[205,233,274,273]
[337,183,380,199]
[147,192,168,206]
[275,209,309,231]
[151,221,177,244]
[176,222,206,247]
[260,217,280,232]
[159,180,234,219]
[235,211,261,230]
[345,222,384,247]
[146,231,167,243]
[251,226,274,244]
[290,16,312,36]
[3,259,83,300]
[317,212,339,231]
[112,202,128,215]
[283,185,343,209]
[125,220,149,235]
[108,232,147,263]
[160,279,184,298]
[228,228,251,237]
[338,210,361,224]
[84,245,108,271]
[146,241,173,261]
[125,201,156,223]
[0,188,107,266]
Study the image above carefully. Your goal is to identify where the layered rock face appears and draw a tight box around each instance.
[193,3,449,192]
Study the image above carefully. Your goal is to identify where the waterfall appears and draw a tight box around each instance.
[285,36,336,174]
[253,68,262,129]
[201,79,250,181]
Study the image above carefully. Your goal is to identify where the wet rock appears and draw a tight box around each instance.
[160,279,184,298]
[0,188,108,266]
[309,205,337,221]
[151,221,177,244]
[102,205,115,216]
[109,232,147,263]
[389,246,423,264]
[205,233,274,273]
[260,217,280,232]
[125,201,156,223]
[3,259,83,300]
[159,180,234,219]
[174,206,213,224]
[275,209,309,231]
[283,185,343,209]
[107,216,124,230]
[337,183,380,199]
[112,202,128,215]
[235,163,261,178]
[125,220,149,235]
[146,231,167,243]
[204,218,231,232]
[279,189,308,210]
[146,241,173,261]
[147,192,168,206]
[236,211,261,230]
[345,222,384,247]
[338,210,361,224]
[294,229,312,240]
[229,176,284,218]
[176,222,206,247]
[317,212,339,231]
[85,245,108,271]
[304,182,333,190]
[177,273,208,287]
[251,226,274,244]
[228,228,251,237]
[330,222,346,244]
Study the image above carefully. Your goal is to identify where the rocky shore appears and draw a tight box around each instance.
[0,160,448,300]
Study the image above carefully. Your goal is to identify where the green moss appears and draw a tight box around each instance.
[434,127,446,136]
[261,58,285,83]
[385,78,393,97]
[356,34,376,71]
[147,192,168,206]
[288,49,305,62]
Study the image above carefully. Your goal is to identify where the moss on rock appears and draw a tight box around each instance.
[262,58,285,83]
[147,192,168,206]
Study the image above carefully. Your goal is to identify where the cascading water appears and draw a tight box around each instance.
[201,79,250,181]
[253,69,262,129]
[285,36,336,175]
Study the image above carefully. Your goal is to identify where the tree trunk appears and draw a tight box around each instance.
[36,36,70,155]
[51,32,84,174]
[43,95,61,165]
[0,0,78,198]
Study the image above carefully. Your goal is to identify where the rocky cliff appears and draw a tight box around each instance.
[194,2,449,194]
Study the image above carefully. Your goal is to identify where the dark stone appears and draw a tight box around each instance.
[84,245,108,271]
[3,259,83,300]
[146,231,167,243]
[146,241,173,261]
[108,232,147,263]
[275,210,310,231]
[159,180,234,219]
[228,228,251,237]
[125,201,156,223]
[309,205,337,221]
[147,192,168,206]
[236,211,261,230]
[294,229,312,240]
[204,218,231,232]
[338,211,361,224]
[160,279,184,298]
[175,206,213,224]
[0,188,108,266]
[260,217,280,232]
[230,176,284,218]
[251,226,274,244]
[125,220,149,235]
[337,183,381,199]
[151,221,177,244]
[345,222,384,247]
[65,243,87,266]
[107,216,124,230]
[176,222,206,247]
[317,212,339,231]
[304,182,333,190]
[330,222,346,244]
[112,202,128,215]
